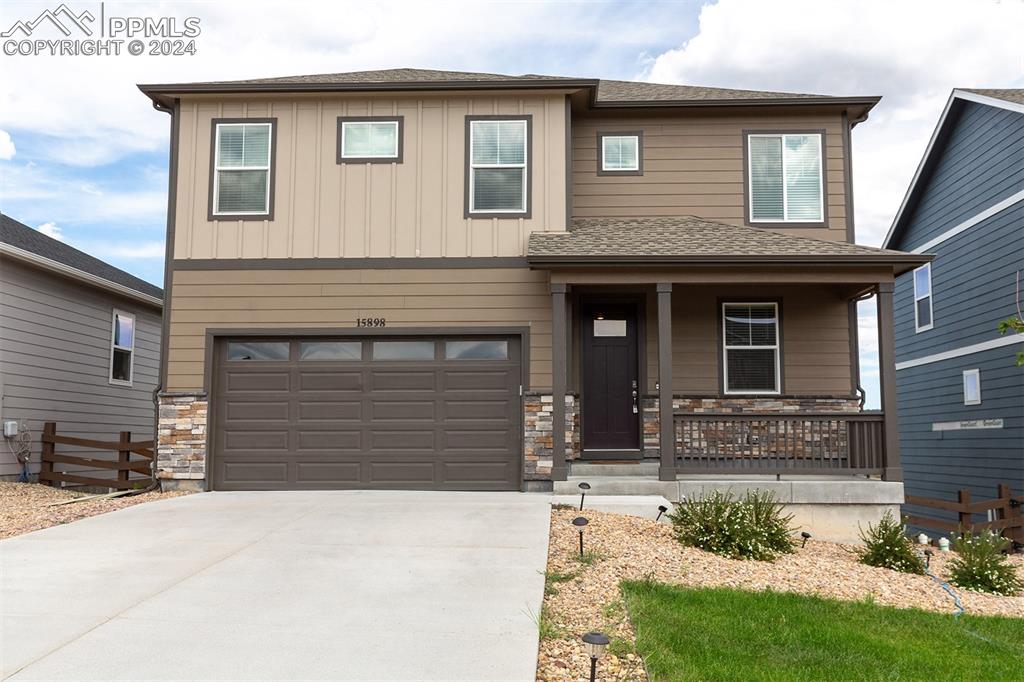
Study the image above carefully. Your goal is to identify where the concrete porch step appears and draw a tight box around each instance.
[554,476,678,498]
[569,461,660,477]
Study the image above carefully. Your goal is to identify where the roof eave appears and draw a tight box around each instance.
[589,95,881,111]
[527,253,932,273]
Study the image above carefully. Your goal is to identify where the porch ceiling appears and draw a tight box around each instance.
[528,217,930,276]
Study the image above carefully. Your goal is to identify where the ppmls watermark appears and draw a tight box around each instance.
[2,3,200,56]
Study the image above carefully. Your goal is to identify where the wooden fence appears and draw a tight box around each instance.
[905,484,1024,544]
[39,422,155,490]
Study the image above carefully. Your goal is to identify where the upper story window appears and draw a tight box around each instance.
[599,132,642,174]
[962,369,981,405]
[211,119,275,219]
[109,310,135,386]
[338,117,403,163]
[466,116,530,217]
[747,132,824,224]
[913,263,933,332]
[723,302,780,394]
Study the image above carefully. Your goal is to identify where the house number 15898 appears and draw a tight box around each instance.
[356,317,387,327]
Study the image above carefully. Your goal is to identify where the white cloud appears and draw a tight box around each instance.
[0,129,14,159]
[36,221,63,241]
[645,0,1024,247]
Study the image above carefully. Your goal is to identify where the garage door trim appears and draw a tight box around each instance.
[203,326,531,491]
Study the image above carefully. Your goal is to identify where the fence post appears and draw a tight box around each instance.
[957,489,972,532]
[118,430,131,485]
[998,483,1023,544]
[40,422,56,487]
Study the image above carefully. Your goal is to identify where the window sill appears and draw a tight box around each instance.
[465,210,531,220]
[338,157,402,164]
[210,213,273,222]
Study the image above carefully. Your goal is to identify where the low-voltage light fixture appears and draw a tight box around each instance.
[656,504,669,522]
[578,481,591,510]
[572,516,589,557]
[800,531,812,548]
[923,548,934,569]
[582,631,610,682]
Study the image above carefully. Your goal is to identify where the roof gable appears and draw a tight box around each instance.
[883,88,1024,249]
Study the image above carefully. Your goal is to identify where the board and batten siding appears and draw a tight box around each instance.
[0,258,161,478]
[173,92,568,261]
[571,109,850,242]
[166,267,553,391]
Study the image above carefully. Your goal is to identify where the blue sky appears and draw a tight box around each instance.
[2,0,1022,408]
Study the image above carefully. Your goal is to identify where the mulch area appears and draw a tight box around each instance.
[536,507,1024,682]
[0,481,190,540]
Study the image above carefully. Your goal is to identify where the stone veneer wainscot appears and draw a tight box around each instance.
[156,393,208,490]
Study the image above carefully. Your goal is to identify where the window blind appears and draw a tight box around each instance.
[470,120,526,212]
[215,123,271,215]
[342,121,398,158]
[602,135,638,171]
[723,303,779,393]
[749,133,822,222]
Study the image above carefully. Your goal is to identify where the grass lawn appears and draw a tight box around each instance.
[621,580,1024,681]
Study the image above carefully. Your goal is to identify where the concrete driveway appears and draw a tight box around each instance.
[1,491,551,680]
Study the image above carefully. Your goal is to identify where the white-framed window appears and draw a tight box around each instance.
[212,121,273,216]
[963,369,981,405]
[339,118,401,161]
[109,310,135,386]
[601,134,640,172]
[747,133,823,222]
[913,263,933,332]
[723,302,780,394]
[468,118,528,214]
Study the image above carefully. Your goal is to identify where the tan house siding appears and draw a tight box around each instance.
[166,267,553,391]
[172,92,568,261]
[572,109,849,242]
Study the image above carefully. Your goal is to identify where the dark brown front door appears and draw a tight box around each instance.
[581,299,640,458]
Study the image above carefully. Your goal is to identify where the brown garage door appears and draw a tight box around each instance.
[211,335,522,491]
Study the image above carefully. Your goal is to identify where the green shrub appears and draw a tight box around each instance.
[858,511,925,574]
[668,489,795,561]
[949,531,1022,596]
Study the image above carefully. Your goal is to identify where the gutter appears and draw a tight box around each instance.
[0,243,163,307]
[527,253,933,268]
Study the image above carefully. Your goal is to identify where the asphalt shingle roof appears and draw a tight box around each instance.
[0,213,163,301]
[528,216,921,262]
[961,88,1024,106]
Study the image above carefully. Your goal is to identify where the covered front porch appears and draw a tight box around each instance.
[528,217,930,491]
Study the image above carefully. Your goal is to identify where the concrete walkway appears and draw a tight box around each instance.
[1,491,551,680]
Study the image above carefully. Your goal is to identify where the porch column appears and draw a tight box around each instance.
[875,282,903,481]
[657,283,675,481]
[551,283,569,481]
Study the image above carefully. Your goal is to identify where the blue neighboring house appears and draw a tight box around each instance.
[883,88,1024,531]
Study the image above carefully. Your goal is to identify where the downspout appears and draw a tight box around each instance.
[147,97,180,492]
[844,108,871,408]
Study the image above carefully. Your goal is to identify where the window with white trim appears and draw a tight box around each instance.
[913,263,933,332]
[109,310,135,385]
[723,303,780,394]
[601,134,640,172]
[747,133,823,222]
[963,369,981,405]
[468,119,528,214]
[339,119,400,160]
[213,121,273,216]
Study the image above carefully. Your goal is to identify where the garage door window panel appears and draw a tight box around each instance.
[299,341,362,361]
[372,341,436,360]
[227,341,290,361]
[445,340,509,360]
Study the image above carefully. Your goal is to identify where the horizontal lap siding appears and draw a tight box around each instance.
[571,110,849,242]
[653,284,852,395]
[898,349,1024,526]
[896,102,1024,251]
[0,259,161,479]
[894,204,1023,360]
[175,93,567,261]
[167,268,552,391]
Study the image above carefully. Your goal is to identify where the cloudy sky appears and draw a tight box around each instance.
[1,0,1022,406]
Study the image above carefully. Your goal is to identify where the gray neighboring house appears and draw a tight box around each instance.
[883,88,1024,527]
[0,213,163,482]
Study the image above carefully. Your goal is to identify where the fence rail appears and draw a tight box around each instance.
[673,412,885,474]
[905,484,1023,542]
[39,422,154,490]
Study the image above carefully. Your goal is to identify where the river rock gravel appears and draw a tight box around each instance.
[536,507,1024,682]
[0,481,189,539]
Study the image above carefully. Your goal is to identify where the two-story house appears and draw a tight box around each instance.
[141,68,928,537]
[883,88,1024,529]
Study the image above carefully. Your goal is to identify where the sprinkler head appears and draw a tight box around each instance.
[800,531,812,548]
[656,504,669,521]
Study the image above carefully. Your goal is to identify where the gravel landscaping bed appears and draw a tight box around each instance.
[536,507,1024,682]
[0,481,190,539]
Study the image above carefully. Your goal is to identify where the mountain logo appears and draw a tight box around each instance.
[2,4,96,38]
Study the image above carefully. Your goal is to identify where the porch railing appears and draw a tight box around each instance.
[673,412,885,475]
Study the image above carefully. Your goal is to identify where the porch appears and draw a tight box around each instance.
[528,216,930,487]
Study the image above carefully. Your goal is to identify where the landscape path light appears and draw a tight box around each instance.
[578,482,591,510]
[656,504,668,522]
[800,531,812,548]
[582,631,610,682]
[572,516,589,558]
[924,548,934,569]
